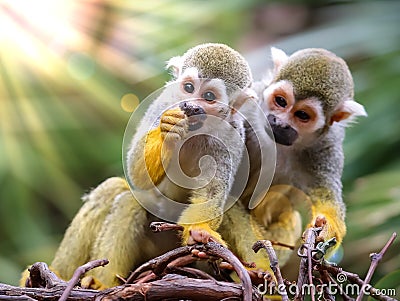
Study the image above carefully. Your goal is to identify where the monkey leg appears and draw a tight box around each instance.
[84,190,177,289]
[220,189,303,271]
[49,177,129,282]
[307,188,347,258]
[179,200,226,246]
[251,186,303,266]
[219,202,272,271]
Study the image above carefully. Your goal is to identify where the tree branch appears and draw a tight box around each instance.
[253,240,288,301]
[59,259,109,301]
[356,232,397,301]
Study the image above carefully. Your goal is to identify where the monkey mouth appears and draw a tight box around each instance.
[272,128,298,146]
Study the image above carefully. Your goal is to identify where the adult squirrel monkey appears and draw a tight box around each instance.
[249,47,367,259]
[127,43,254,246]
[29,43,255,289]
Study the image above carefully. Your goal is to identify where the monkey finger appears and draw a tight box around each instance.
[314,215,327,227]
[247,269,273,286]
[160,114,186,126]
[316,225,330,243]
[191,249,209,259]
[161,108,186,119]
[219,261,233,270]
[188,228,228,247]
[188,229,212,245]
[311,214,329,242]
[160,123,187,139]
[81,275,107,290]
[160,122,183,133]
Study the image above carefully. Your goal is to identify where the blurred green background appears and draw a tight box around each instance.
[0,0,399,293]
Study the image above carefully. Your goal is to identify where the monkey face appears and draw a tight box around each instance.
[261,80,326,147]
[176,67,234,130]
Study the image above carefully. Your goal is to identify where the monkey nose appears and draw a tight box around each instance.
[180,101,206,118]
[267,114,290,128]
[267,114,277,125]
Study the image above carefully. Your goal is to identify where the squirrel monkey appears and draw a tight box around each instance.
[248,47,367,259]
[127,43,254,246]
[38,43,254,289]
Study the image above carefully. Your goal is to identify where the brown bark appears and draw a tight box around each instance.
[0,275,261,301]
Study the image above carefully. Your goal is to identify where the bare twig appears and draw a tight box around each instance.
[126,245,193,283]
[253,240,288,301]
[167,266,216,280]
[150,221,184,232]
[356,232,397,301]
[59,259,109,301]
[167,254,200,268]
[194,242,253,301]
[320,270,342,301]
[322,262,397,301]
[127,242,253,301]
[133,271,157,284]
[295,227,320,301]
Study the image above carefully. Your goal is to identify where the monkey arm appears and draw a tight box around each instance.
[308,188,347,248]
[220,198,301,272]
[129,108,187,190]
[178,180,227,246]
[178,128,245,246]
[304,133,347,251]
[130,127,169,189]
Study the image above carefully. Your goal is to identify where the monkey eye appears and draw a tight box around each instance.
[183,83,195,93]
[274,96,287,108]
[202,91,216,102]
[295,110,310,121]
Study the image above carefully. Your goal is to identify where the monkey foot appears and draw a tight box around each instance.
[191,248,210,259]
[186,227,227,247]
[247,268,274,286]
[81,275,108,290]
[181,223,227,247]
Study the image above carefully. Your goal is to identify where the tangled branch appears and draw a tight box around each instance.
[2,222,397,301]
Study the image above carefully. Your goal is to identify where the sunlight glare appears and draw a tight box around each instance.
[0,0,81,59]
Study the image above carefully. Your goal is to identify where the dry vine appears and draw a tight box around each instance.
[0,222,397,301]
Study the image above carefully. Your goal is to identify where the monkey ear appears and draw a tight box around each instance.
[271,47,289,74]
[330,100,367,125]
[166,56,184,78]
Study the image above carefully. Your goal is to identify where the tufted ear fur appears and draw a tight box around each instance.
[166,56,184,78]
[271,47,289,74]
[330,99,367,126]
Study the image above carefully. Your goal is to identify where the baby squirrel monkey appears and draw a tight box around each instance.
[250,47,367,257]
[36,43,254,289]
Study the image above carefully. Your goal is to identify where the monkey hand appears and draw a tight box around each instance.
[159,107,188,143]
[308,207,346,257]
[310,214,345,243]
[181,223,227,247]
